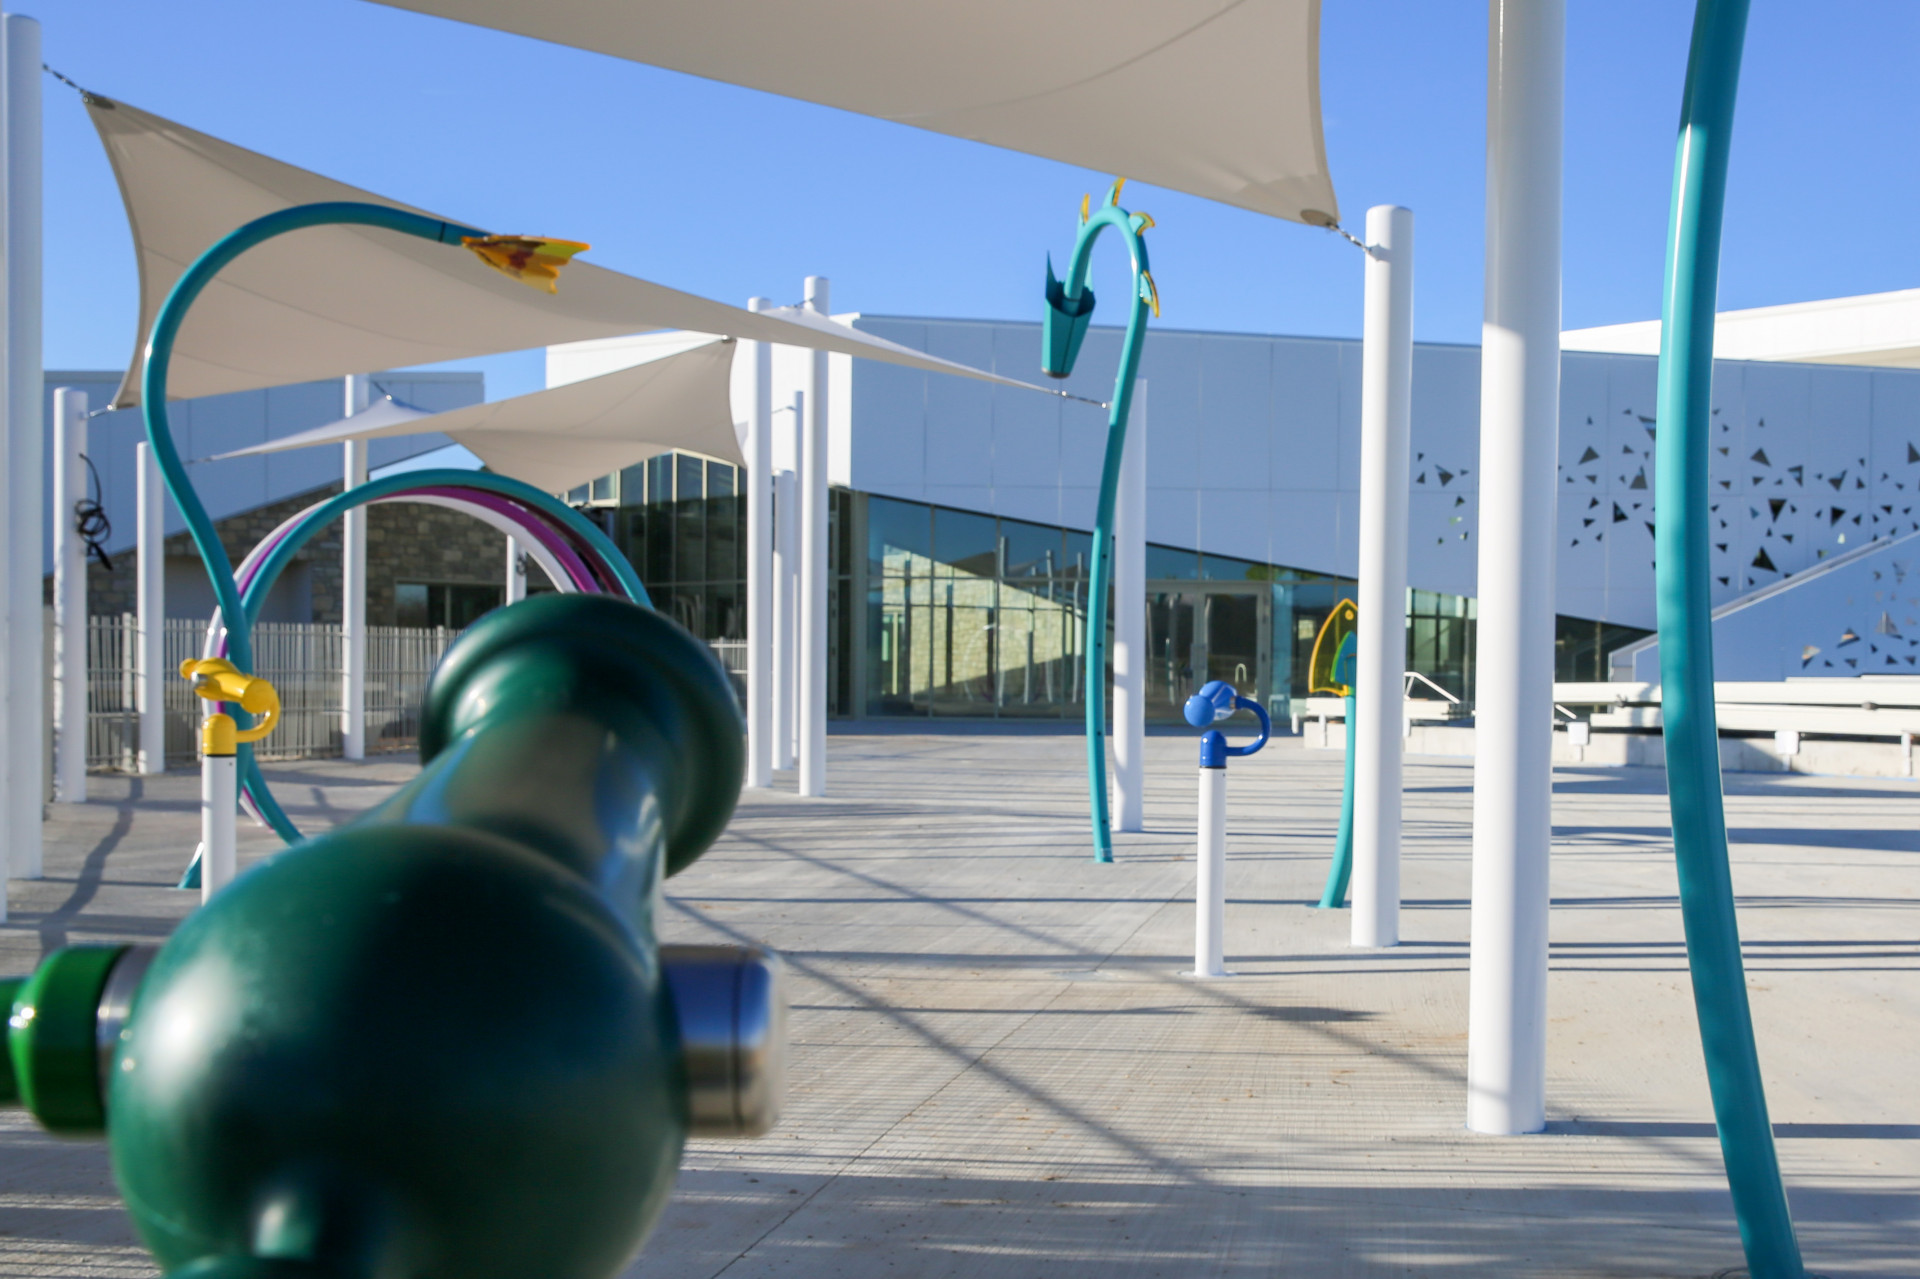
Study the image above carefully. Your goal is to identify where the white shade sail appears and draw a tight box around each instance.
[215,334,744,493]
[362,0,1337,226]
[90,96,1067,408]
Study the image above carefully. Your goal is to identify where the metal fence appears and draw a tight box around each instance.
[77,616,743,771]
[83,617,459,770]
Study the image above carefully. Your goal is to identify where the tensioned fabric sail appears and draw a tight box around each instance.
[362,0,1338,226]
[215,334,743,493]
[89,96,1064,407]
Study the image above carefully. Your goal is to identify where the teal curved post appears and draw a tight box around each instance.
[1040,182,1157,862]
[140,203,637,848]
[1655,3,1804,1275]
[1317,633,1357,908]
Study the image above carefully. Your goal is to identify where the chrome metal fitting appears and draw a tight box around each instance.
[95,945,158,1092]
[660,944,786,1138]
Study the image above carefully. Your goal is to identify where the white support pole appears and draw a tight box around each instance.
[341,376,370,761]
[1114,383,1146,832]
[200,749,237,903]
[1192,761,1228,977]
[505,537,527,603]
[136,442,167,776]
[745,298,775,788]
[52,388,87,804]
[1353,205,1415,950]
[798,277,830,798]
[1467,0,1563,1138]
[3,14,42,883]
[773,464,798,771]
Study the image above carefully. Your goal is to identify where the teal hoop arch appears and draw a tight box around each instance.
[229,469,649,847]
[1040,181,1157,862]
[1656,2,1805,1274]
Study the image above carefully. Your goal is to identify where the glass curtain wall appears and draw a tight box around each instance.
[569,467,1627,718]
[868,497,1091,719]
[597,452,746,643]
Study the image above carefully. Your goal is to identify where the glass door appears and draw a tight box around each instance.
[1144,585,1271,722]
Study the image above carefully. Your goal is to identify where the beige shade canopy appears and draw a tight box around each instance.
[91,96,1067,408]
[216,333,742,493]
[362,0,1337,226]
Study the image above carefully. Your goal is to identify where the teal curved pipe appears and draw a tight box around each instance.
[1317,633,1357,908]
[1041,189,1155,862]
[1655,3,1804,1274]
[1317,691,1356,909]
[139,201,647,848]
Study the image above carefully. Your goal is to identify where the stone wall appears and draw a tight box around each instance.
[67,482,509,625]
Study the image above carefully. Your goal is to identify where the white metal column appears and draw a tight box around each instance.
[4,14,42,882]
[798,277,830,798]
[52,388,87,804]
[341,376,370,761]
[1353,205,1415,949]
[773,463,798,771]
[744,298,775,788]
[136,442,166,776]
[1192,763,1228,977]
[1467,0,1563,1137]
[1113,383,1146,832]
[505,537,527,603]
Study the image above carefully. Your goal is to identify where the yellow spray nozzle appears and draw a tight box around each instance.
[180,658,281,745]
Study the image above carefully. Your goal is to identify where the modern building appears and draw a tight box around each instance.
[41,370,508,626]
[559,311,1920,717]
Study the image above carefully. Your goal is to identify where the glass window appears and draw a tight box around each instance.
[676,454,706,503]
[591,472,616,503]
[1060,528,1093,582]
[1000,517,1061,578]
[619,462,649,505]
[1146,543,1201,580]
[394,582,428,628]
[444,584,504,629]
[647,455,674,505]
[869,496,932,576]
[933,508,998,579]
[1201,552,1264,581]
[706,459,736,499]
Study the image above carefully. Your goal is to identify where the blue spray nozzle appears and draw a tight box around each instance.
[1185,681,1270,763]
[1184,680,1237,728]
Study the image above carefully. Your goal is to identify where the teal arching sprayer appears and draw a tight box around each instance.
[1040,179,1159,862]
[1654,2,1806,1276]
[1305,599,1359,909]
[135,202,647,856]
[1317,632,1358,909]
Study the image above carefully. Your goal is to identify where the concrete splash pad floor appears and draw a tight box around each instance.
[1,732,1914,1277]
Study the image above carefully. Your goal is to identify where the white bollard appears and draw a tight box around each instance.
[52,388,88,804]
[1184,681,1271,977]
[341,414,369,762]
[1193,761,1228,977]
[4,14,45,884]
[200,747,238,903]
[773,464,798,772]
[1352,204,1415,950]
[798,277,830,798]
[136,443,167,776]
[745,298,775,788]
[1467,0,1564,1139]
[505,536,527,603]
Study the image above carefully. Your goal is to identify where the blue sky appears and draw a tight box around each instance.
[27,0,1920,400]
